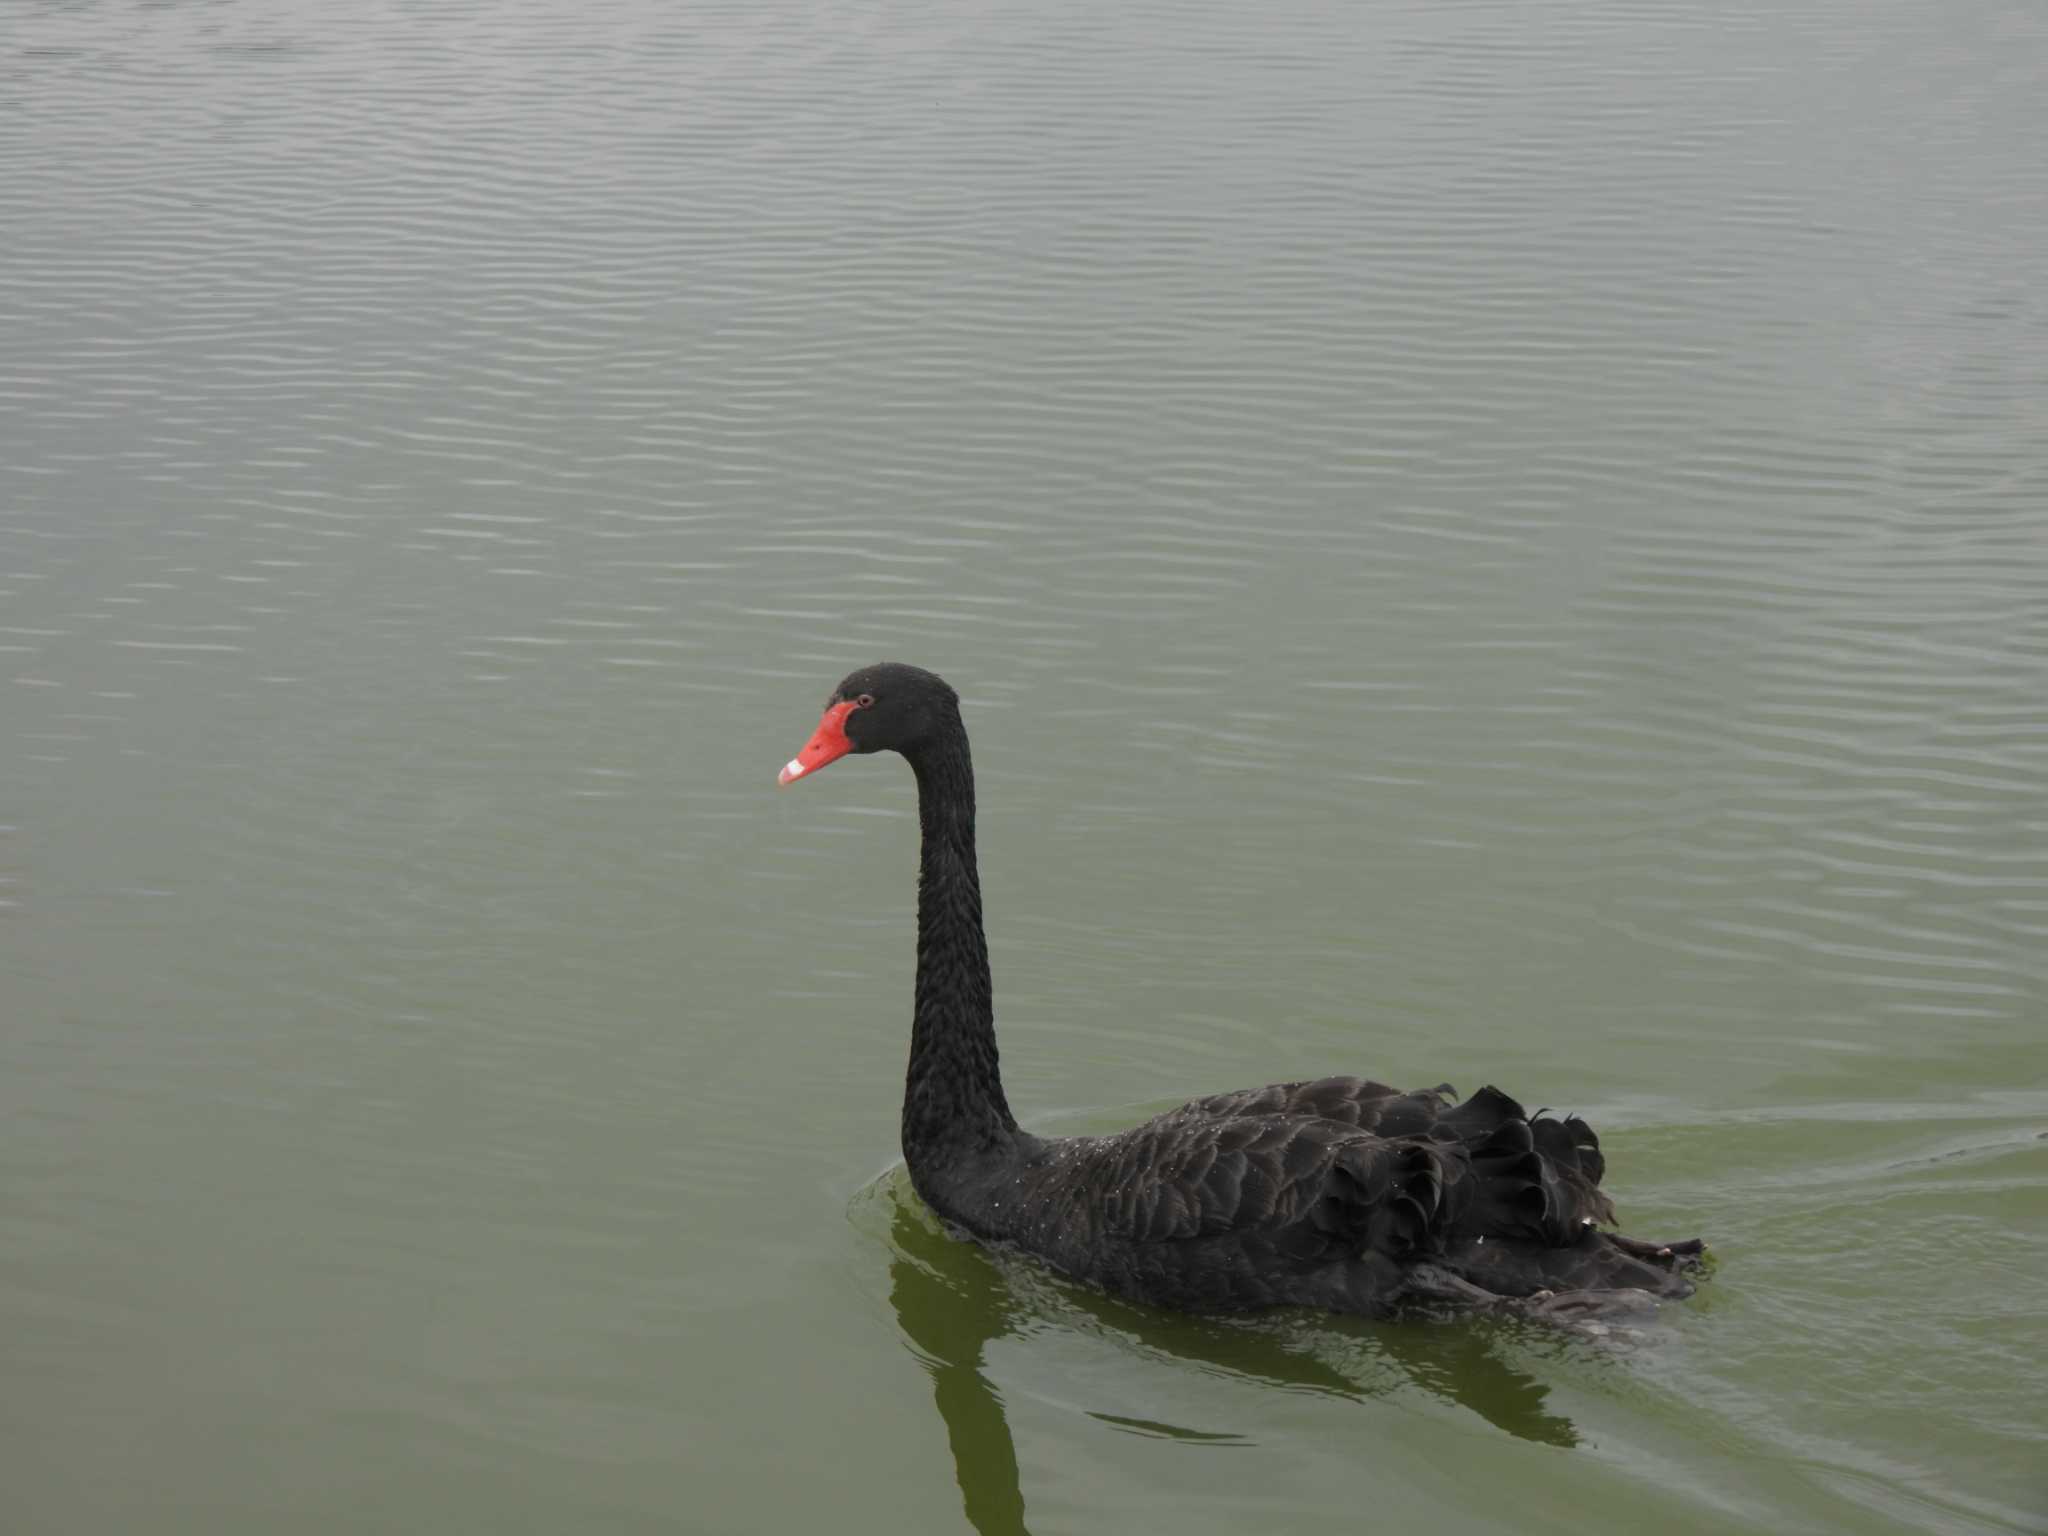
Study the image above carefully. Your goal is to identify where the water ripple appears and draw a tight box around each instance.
[5,0,2047,1531]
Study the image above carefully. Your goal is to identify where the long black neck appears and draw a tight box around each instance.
[901,716,1018,1185]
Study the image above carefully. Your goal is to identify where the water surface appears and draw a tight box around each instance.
[4,1,2046,1531]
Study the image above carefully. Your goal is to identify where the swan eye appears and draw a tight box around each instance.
[856,693,875,708]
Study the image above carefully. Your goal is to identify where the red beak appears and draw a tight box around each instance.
[779,699,858,785]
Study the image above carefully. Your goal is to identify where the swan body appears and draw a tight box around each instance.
[781,663,1704,1318]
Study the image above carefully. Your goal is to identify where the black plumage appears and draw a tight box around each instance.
[783,663,1705,1319]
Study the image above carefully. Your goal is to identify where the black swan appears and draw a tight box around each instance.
[780,663,1706,1319]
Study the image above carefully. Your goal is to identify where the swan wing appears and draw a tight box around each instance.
[1086,1111,1453,1260]
[1175,1075,1455,1134]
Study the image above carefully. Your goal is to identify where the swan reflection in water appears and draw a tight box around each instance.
[882,1196,1580,1536]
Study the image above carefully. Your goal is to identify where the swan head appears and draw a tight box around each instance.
[779,662,959,785]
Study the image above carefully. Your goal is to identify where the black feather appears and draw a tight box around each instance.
[794,663,1707,1319]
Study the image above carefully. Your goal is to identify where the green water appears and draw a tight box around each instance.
[4,1,2045,1531]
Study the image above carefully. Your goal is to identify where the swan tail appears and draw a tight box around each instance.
[1409,1085,1706,1308]
[1425,1227,1707,1310]
[1437,1086,1609,1246]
